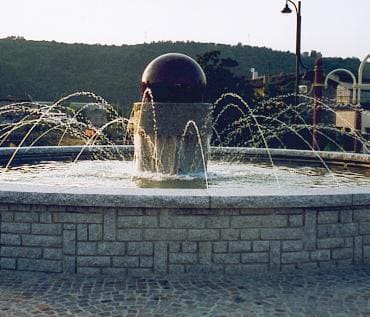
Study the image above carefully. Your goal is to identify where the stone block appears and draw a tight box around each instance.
[363,235,370,245]
[173,216,205,228]
[345,237,354,248]
[331,248,353,260]
[297,262,318,270]
[77,267,100,275]
[354,236,363,265]
[46,205,66,212]
[241,252,268,263]
[77,256,111,267]
[159,210,172,227]
[188,229,219,241]
[318,211,338,224]
[117,216,157,228]
[205,216,229,228]
[32,224,62,235]
[18,259,62,272]
[1,234,21,245]
[310,249,330,261]
[318,261,336,269]
[1,246,42,259]
[54,213,102,224]
[199,242,212,265]
[98,242,126,256]
[221,229,240,240]
[9,204,31,212]
[0,258,16,270]
[281,251,309,264]
[63,224,76,230]
[224,264,268,274]
[169,264,185,275]
[112,256,139,267]
[353,209,370,222]
[43,248,62,260]
[261,228,302,240]
[289,214,303,227]
[117,229,142,241]
[77,224,88,241]
[213,242,227,253]
[127,242,153,255]
[169,253,198,264]
[39,213,52,224]
[317,223,358,238]
[360,222,370,234]
[282,240,303,252]
[14,211,39,223]
[102,268,127,275]
[127,268,153,276]
[182,242,197,253]
[336,259,353,267]
[339,210,353,223]
[1,223,30,234]
[230,215,287,228]
[228,241,251,253]
[253,241,270,252]
[65,206,88,213]
[154,242,168,274]
[304,211,317,251]
[185,264,224,274]
[281,264,297,272]
[22,235,62,248]
[63,256,76,273]
[213,253,240,264]
[168,242,180,252]
[89,224,103,241]
[240,229,259,240]
[63,230,76,255]
[364,246,370,258]
[117,208,144,216]
[77,242,97,255]
[103,210,116,241]
[269,241,281,271]
[2,212,14,222]
[317,237,345,249]
[144,229,186,241]
[140,256,153,267]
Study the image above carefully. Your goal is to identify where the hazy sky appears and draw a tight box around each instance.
[1,0,369,59]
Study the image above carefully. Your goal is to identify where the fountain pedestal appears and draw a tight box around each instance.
[131,102,212,175]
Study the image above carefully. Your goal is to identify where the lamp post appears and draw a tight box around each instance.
[281,0,301,106]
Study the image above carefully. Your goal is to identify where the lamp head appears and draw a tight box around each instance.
[281,3,292,14]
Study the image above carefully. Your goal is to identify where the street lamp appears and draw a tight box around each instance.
[281,0,302,106]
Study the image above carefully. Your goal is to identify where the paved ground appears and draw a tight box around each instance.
[0,267,369,317]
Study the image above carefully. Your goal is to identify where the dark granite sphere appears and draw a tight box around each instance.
[141,53,207,103]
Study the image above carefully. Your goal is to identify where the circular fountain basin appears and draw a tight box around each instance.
[0,145,368,189]
[0,145,369,276]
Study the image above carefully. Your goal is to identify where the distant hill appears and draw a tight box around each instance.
[0,38,362,114]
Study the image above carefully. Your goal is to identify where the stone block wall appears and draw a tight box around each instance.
[0,203,370,275]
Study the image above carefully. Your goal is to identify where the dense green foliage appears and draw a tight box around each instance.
[0,37,362,115]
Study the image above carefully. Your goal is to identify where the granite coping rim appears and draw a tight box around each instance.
[0,182,369,209]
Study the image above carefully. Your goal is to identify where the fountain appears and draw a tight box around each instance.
[0,53,369,276]
[131,53,212,178]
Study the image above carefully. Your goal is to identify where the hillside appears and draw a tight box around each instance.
[0,38,361,114]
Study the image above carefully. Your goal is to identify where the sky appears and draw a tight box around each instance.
[1,0,369,59]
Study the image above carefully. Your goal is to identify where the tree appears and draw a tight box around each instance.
[196,51,256,146]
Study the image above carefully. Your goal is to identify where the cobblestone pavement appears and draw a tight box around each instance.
[0,267,370,317]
